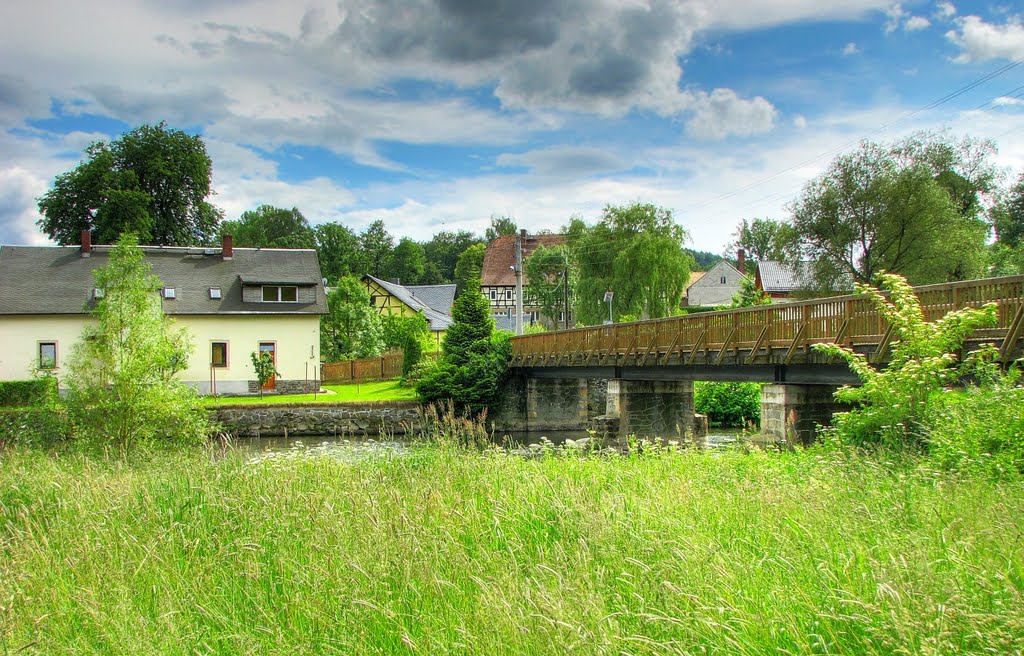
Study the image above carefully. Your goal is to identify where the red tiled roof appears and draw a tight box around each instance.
[480,234,565,286]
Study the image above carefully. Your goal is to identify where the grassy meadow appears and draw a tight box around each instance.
[2,444,1022,655]
[202,379,418,406]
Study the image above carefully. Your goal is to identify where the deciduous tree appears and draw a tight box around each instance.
[787,133,992,290]
[485,215,517,242]
[360,220,394,278]
[314,222,361,284]
[386,237,426,284]
[38,122,220,246]
[220,205,314,249]
[320,276,384,361]
[525,244,570,328]
[567,203,693,325]
[62,234,206,446]
[423,230,482,282]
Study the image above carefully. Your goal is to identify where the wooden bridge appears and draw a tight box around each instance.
[509,275,1024,384]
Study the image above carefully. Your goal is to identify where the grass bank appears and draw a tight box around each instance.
[202,379,417,406]
[1,445,1022,654]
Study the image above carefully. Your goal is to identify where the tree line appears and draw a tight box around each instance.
[36,123,1024,334]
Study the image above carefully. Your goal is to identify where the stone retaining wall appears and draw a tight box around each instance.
[246,379,320,395]
[210,402,422,438]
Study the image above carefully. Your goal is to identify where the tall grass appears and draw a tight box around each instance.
[1,445,1022,654]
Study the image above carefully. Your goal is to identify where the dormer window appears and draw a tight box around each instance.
[262,285,298,302]
[163,287,176,299]
[209,287,222,299]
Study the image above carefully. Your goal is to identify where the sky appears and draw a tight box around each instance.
[1,1,1023,254]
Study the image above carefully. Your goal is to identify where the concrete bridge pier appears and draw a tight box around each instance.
[600,379,708,441]
[760,384,841,445]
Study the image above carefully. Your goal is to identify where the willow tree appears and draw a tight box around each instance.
[567,203,692,325]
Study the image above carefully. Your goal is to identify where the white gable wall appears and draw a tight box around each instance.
[686,261,744,307]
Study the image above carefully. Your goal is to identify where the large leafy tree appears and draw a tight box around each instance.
[567,203,693,325]
[525,244,570,328]
[727,218,795,268]
[38,122,220,246]
[63,233,206,445]
[787,132,994,290]
[219,205,314,249]
[385,237,426,284]
[485,215,518,242]
[320,277,384,361]
[314,222,361,284]
[423,230,483,282]
[359,220,394,278]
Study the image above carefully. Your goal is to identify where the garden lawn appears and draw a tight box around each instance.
[1,445,1022,655]
[202,379,417,406]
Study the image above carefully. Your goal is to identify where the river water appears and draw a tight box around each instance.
[237,428,772,460]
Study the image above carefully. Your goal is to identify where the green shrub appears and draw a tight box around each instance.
[813,273,997,448]
[0,378,57,407]
[694,381,761,427]
[0,406,70,446]
[926,384,1024,478]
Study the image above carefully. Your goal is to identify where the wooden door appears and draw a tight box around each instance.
[259,342,276,390]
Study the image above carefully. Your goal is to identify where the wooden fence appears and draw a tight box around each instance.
[510,275,1024,368]
[321,351,441,384]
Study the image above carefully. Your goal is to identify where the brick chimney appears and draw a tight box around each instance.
[222,234,233,260]
[737,248,746,274]
[80,229,92,257]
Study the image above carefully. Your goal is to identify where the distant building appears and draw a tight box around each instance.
[0,233,327,395]
[754,261,854,302]
[480,232,568,328]
[685,260,744,307]
[362,275,455,348]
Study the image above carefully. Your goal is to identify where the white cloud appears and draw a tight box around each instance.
[904,15,931,31]
[683,89,779,139]
[935,2,956,20]
[947,15,1024,63]
[843,42,860,55]
[993,96,1024,106]
[793,115,808,129]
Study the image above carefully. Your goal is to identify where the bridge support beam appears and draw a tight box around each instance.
[601,379,707,440]
[760,384,840,445]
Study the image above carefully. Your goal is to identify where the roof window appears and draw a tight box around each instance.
[209,287,222,299]
[163,287,176,299]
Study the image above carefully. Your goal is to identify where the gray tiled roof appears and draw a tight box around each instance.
[405,284,456,315]
[364,275,456,331]
[0,245,327,315]
[757,260,808,293]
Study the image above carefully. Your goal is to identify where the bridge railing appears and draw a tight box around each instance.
[510,275,1024,367]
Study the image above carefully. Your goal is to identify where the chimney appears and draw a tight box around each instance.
[222,234,233,260]
[737,248,746,274]
[80,229,92,257]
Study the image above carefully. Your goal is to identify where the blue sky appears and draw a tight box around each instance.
[1,0,1022,252]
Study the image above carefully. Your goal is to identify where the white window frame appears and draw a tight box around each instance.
[505,288,513,301]
[38,341,57,370]
[489,289,497,301]
[262,285,299,302]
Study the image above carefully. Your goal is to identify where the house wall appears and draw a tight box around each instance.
[365,279,446,349]
[0,314,321,395]
[687,262,743,307]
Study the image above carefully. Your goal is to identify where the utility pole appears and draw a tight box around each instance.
[515,229,525,335]
[562,267,569,330]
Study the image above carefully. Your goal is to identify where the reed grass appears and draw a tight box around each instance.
[1,444,1022,654]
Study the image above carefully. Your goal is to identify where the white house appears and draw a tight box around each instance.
[0,233,328,395]
[685,260,744,307]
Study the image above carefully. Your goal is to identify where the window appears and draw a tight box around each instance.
[211,341,228,367]
[505,289,513,300]
[489,289,497,301]
[38,342,57,369]
[163,287,176,299]
[92,288,105,300]
[370,295,378,306]
[720,276,727,284]
[262,285,299,302]
[209,287,222,299]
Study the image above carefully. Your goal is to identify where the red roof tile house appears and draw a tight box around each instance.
[480,233,566,327]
